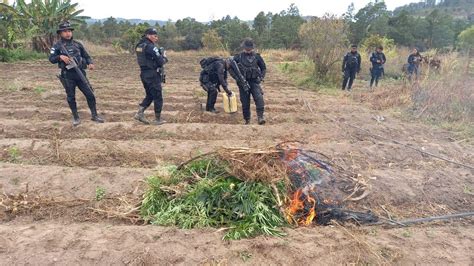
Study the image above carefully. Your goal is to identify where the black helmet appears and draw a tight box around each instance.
[241,38,255,50]
[144,28,158,35]
[57,21,74,34]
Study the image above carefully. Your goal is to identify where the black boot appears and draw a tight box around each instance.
[134,106,149,124]
[72,111,81,127]
[91,115,105,123]
[244,119,250,125]
[257,115,266,125]
[152,114,166,125]
[90,105,104,123]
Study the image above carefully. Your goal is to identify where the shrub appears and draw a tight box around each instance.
[0,48,44,62]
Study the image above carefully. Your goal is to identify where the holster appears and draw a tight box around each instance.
[57,73,68,89]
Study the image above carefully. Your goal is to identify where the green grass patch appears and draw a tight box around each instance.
[6,146,21,163]
[34,86,46,94]
[95,186,106,201]
[0,48,45,62]
[141,158,287,240]
[277,59,339,92]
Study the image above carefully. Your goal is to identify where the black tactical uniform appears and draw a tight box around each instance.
[370,47,386,88]
[49,21,104,126]
[342,45,361,91]
[233,38,266,125]
[134,28,168,125]
[199,58,232,113]
[407,51,422,81]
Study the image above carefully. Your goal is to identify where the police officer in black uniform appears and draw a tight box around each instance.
[370,46,386,88]
[342,44,362,91]
[49,21,104,126]
[134,28,168,125]
[199,57,233,113]
[233,38,266,125]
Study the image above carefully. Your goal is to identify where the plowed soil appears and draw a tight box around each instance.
[0,52,473,265]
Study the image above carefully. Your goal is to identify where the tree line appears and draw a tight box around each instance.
[0,0,473,54]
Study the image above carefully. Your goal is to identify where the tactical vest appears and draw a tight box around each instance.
[238,52,261,79]
[136,40,157,70]
[347,53,359,68]
[59,40,84,69]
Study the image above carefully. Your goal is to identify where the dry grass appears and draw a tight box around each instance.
[410,53,474,135]
[349,50,473,137]
[168,49,231,58]
[178,145,290,184]
[167,49,300,62]
[261,49,301,62]
[0,190,142,224]
[217,146,289,184]
[80,40,123,56]
[351,83,413,110]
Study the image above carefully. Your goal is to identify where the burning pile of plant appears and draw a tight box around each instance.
[141,143,377,239]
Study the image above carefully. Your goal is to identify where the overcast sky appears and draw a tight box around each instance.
[75,0,421,21]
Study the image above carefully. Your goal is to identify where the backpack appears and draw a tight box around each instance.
[199,57,220,84]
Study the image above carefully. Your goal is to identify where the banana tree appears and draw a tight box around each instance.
[0,0,21,48]
[0,0,89,52]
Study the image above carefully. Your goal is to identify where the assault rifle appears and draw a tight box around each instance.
[57,42,94,94]
[158,47,166,83]
[229,59,250,93]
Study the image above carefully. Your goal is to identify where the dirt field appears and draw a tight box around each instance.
[0,52,473,265]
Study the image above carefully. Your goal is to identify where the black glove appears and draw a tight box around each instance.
[223,86,232,96]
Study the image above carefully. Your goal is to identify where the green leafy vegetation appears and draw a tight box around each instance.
[141,158,287,240]
[0,48,44,62]
[95,186,106,201]
[34,86,46,94]
[6,146,21,162]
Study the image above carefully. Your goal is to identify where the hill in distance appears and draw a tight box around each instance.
[395,0,474,20]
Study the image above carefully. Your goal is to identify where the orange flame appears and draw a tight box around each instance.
[286,188,317,226]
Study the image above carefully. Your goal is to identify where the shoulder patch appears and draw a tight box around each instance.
[50,47,56,54]
[153,47,160,56]
[136,47,143,52]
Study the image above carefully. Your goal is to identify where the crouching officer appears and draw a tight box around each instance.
[49,21,104,126]
[233,38,266,125]
[369,46,386,88]
[199,57,233,113]
[134,28,168,125]
[342,44,361,91]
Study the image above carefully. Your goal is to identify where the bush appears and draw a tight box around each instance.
[299,15,349,85]
[0,48,45,62]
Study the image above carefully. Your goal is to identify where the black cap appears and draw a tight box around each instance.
[57,21,74,34]
[144,28,158,35]
[241,38,255,50]
[351,44,358,48]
